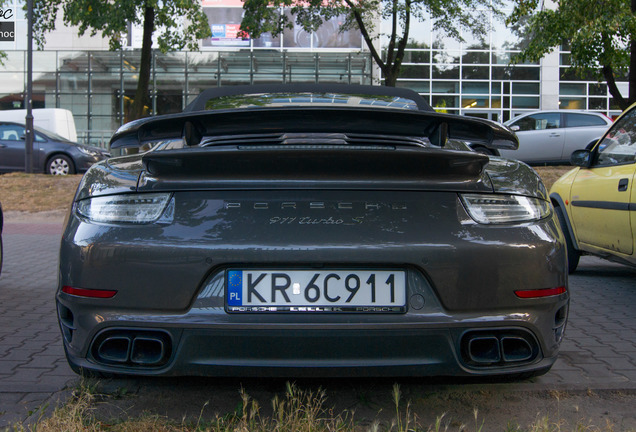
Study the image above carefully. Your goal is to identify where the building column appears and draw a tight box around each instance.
[540,0,560,110]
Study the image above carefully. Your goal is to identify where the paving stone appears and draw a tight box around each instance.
[596,357,636,370]
[24,355,67,369]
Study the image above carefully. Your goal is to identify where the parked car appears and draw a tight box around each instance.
[57,84,568,379]
[0,122,109,175]
[550,103,636,273]
[2,108,79,142]
[499,110,613,164]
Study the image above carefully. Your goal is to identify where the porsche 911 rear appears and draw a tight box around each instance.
[57,85,569,378]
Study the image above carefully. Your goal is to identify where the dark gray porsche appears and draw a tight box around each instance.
[57,84,569,378]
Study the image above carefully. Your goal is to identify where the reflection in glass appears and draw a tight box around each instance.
[187,52,220,73]
[493,66,540,81]
[432,81,458,94]
[588,84,607,96]
[511,96,539,109]
[462,66,489,80]
[433,33,460,51]
[461,96,489,109]
[492,21,521,51]
[59,73,89,93]
[588,98,606,110]
[462,51,490,64]
[403,49,431,64]
[432,95,459,111]
[512,83,540,95]
[462,82,489,94]
[400,65,430,79]
[396,81,430,93]
[559,97,585,110]
[432,65,460,80]
[402,19,431,46]
[560,83,585,95]
[597,108,636,165]
[33,52,57,72]
[432,50,460,64]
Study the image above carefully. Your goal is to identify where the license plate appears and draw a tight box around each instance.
[226,269,406,313]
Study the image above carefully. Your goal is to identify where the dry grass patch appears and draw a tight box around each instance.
[0,172,82,213]
[14,383,622,432]
[533,166,574,191]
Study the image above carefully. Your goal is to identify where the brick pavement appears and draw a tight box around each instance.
[0,214,635,427]
[0,220,77,427]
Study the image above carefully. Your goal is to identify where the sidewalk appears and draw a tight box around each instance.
[0,212,78,427]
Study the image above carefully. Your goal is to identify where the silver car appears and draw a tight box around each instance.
[57,84,569,378]
[499,110,613,164]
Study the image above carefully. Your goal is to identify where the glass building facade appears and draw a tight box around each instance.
[0,50,373,146]
[390,2,542,123]
[0,0,627,147]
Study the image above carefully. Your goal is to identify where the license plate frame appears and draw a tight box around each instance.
[226,269,407,313]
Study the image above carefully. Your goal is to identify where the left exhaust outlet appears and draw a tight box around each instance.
[91,330,172,367]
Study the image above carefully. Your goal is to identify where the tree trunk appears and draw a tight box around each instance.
[128,5,155,122]
[384,70,397,86]
[603,65,628,110]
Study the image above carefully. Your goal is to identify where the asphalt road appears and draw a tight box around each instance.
[0,212,635,429]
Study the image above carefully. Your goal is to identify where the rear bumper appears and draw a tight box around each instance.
[62,323,560,378]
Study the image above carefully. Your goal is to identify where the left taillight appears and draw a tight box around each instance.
[76,193,171,224]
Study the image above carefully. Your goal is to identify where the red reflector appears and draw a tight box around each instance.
[62,286,117,298]
[515,287,567,298]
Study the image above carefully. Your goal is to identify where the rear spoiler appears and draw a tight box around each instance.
[110,107,518,151]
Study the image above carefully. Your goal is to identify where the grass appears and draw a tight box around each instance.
[9,382,621,432]
[0,172,82,213]
[533,166,575,191]
[0,166,572,214]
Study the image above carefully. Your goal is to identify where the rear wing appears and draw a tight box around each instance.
[110,107,518,151]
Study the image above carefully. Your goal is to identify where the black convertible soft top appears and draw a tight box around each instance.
[183,84,435,112]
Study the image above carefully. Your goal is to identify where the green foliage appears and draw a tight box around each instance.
[241,0,503,86]
[508,0,636,108]
[509,0,634,71]
[30,0,211,121]
[31,0,211,53]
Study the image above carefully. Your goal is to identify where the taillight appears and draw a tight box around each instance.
[514,287,567,298]
[62,286,117,298]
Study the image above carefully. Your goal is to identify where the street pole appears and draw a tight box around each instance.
[25,0,34,173]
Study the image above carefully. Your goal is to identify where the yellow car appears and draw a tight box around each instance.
[550,104,636,273]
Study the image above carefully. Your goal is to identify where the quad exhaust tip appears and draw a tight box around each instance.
[462,330,538,367]
[92,330,171,367]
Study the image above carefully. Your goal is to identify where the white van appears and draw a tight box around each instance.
[1,108,78,142]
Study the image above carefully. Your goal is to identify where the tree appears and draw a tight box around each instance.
[240,0,503,87]
[508,0,636,110]
[32,0,211,121]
